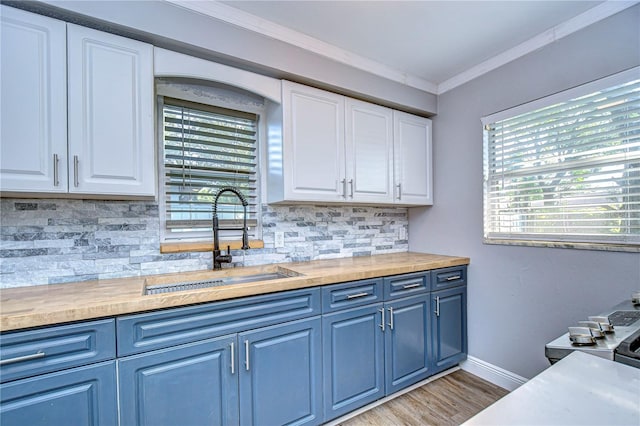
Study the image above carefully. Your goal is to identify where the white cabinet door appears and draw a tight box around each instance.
[345,99,394,203]
[282,80,345,202]
[0,6,68,193]
[67,24,155,196]
[393,111,433,205]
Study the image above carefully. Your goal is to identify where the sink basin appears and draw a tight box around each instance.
[144,267,302,295]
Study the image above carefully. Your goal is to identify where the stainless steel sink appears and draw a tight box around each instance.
[144,267,301,295]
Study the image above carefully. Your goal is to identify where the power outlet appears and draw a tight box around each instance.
[274,231,285,248]
[398,226,407,241]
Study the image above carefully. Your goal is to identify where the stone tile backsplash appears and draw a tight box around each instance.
[0,199,408,288]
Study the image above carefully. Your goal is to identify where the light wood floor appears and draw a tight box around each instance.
[337,370,509,426]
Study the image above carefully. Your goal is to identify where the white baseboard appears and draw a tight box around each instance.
[460,356,527,391]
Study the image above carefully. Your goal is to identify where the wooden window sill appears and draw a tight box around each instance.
[160,240,265,254]
[483,238,639,253]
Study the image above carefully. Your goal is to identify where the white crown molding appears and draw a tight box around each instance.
[166,0,638,97]
[165,0,438,94]
[437,0,640,94]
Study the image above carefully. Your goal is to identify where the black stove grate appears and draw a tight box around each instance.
[608,311,640,327]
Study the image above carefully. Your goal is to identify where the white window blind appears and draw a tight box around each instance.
[162,98,258,241]
[483,69,640,247]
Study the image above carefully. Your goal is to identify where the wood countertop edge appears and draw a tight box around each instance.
[0,253,470,332]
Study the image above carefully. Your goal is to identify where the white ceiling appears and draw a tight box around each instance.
[173,1,637,93]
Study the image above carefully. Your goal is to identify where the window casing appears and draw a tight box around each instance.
[160,96,260,242]
[482,68,640,249]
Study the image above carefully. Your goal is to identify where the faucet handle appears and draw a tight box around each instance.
[226,245,231,255]
[242,229,250,250]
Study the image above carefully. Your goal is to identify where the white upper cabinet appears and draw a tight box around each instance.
[345,99,394,203]
[0,7,68,193]
[268,81,432,206]
[67,24,154,196]
[393,111,433,205]
[279,80,345,202]
[0,7,155,198]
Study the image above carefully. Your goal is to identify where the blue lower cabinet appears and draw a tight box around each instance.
[432,285,467,374]
[239,316,322,426]
[118,334,239,426]
[0,360,117,426]
[322,304,385,421]
[0,268,467,426]
[384,294,432,395]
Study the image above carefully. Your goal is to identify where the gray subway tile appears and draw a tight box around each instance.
[0,199,410,288]
[15,203,38,211]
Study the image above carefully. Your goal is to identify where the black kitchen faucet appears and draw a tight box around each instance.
[212,187,250,269]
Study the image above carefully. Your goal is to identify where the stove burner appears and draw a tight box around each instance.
[546,301,640,367]
[608,311,640,327]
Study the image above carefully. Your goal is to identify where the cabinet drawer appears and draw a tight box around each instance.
[322,278,383,313]
[117,288,321,356]
[0,319,115,383]
[431,266,467,291]
[383,272,430,300]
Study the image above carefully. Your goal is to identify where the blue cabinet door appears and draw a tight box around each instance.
[0,361,117,426]
[384,294,431,395]
[239,316,322,426]
[432,285,467,373]
[322,303,385,421]
[118,334,239,426]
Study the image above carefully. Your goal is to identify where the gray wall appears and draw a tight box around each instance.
[409,5,640,379]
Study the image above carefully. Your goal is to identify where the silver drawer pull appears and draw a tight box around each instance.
[244,340,250,371]
[379,308,385,331]
[73,155,79,187]
[346,292,369,299]
[402,283,421,289]
[0,351,45,366]
[230,342,235,374]
[387,307,394,330]
[53,154,59,186]
[446,275,461,281]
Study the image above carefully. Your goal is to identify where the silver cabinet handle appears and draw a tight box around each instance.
[396,183,402,200]
[403,283,421,289]
[73,155,79,187]
[0,351,45,366]
[379,308,385,331]
[346,292,369,299]
[244,340,250,371]
[446,275,461,281]
[53,154,59,186]
[387,307,394,330]
[349,179,354,198]
[341,179,347,199]
[435,296,440,317]
[230,342,235,374]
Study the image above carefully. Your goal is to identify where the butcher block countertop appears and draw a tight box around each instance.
[0,252,469,332]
